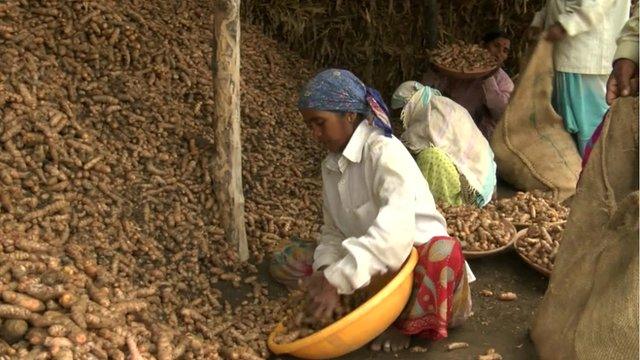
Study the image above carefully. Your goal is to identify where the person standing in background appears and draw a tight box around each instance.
[583,5,638,166]
[605,4,638,105]
[423,30,514,141]
[529,0,631,156]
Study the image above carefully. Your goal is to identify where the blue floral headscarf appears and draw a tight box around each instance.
[297,69,393,137]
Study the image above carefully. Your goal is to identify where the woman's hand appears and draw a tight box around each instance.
[606,58,639,105]
[305,271,340,321]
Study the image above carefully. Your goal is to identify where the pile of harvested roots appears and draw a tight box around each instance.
[515,223,564,273]
[0,0,324,358]
[439,204,515,252]
[486,192,569,227]
[430,41,498,73]
[273,290,368,344]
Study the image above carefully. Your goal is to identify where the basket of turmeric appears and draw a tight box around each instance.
[430,41,498,80]
[514,223,564,277]
[486,191,570,230]
[439,204,518,259]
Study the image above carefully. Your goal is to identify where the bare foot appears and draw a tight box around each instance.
[370,327,411,353]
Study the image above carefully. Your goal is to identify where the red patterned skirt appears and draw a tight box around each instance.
[394,236,471,340]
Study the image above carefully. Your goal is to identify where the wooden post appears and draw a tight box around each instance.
[424,0,439,50]
[212,0,248,261]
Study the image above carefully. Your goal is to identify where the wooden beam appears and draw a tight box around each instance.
[213,0,248,261]
[424,0,439,50]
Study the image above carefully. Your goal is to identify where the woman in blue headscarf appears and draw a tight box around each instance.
[270,69,474,352]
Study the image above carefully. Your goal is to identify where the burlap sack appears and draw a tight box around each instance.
[531,97,639,360]
[491,37,582,202]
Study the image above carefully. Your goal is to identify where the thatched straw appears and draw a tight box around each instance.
[242,0,545,97]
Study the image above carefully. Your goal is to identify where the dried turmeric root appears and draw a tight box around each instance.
[0,319,28,344]
[2,290,46,312]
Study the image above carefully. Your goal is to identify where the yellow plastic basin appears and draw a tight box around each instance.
[268,247,419,359]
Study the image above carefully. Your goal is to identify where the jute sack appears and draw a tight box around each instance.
[531,97,639,360]
[491,37,582,202]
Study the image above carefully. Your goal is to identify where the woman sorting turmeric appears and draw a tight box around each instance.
[269,69,474,352]
[391,81,497,207]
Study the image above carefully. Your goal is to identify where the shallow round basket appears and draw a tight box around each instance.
[267,248,419,360]
[432,61,498,80]
[514,231,552,277]
[462,222,519,259]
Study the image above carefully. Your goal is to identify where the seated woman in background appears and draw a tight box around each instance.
[391,80,497,207]
[270,69,474,352]
[423,30,514,140]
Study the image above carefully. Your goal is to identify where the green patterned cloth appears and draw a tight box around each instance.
[416,147,477,206]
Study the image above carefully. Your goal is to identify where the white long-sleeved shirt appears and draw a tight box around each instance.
[614,5,638,63]
[531,0,631,74]
[313,121,474,295]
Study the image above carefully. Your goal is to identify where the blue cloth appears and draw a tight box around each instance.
[298,69,393,137]
[552,71,608,156]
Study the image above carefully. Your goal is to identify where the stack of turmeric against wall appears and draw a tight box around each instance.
[0,1,325,359]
